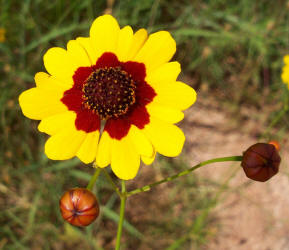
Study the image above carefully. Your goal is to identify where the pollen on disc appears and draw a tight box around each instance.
[82,66,137,120]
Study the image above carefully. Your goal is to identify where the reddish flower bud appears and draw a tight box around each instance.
[241,143,281,182]
[59,188,99,227]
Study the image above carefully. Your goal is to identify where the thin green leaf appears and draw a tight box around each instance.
[101,206,144,239]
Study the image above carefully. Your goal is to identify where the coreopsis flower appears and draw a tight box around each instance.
[241,143,281,182]
[281,55,289,86]
[19,15,196,179]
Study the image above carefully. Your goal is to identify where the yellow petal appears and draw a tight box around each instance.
[284,55,289,64]
[143,117,185,157]
[43,47,76,86]
[38,111,76,135]
[95,131,112,168]
[76,37,98,64]
[126,28,148,61]
[282,73,289,84]
[134,31,176,72]
[152,81,197,110]
[77,131,100,164]
[282,64,289,84]
[145,62,181,87]
[111,136,140,180]
[128,125,153,157]
[282,72,287,83]
[141,150,156,165]
[19,88,67,120]
[35,72,70,91]
[67,39,92,66]
[45,128,86,160]
[116,26,133,61]
[146,103,184,123]
[89,15,120,60]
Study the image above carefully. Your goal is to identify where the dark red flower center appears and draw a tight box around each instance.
[82,66,137,119]
[61,52,156,140]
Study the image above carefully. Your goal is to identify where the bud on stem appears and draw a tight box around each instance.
[241,143,281,182]
[59,188,99,227]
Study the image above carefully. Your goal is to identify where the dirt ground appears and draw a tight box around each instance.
[183,93,289,250]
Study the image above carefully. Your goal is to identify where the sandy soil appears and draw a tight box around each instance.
[183,93,289,250]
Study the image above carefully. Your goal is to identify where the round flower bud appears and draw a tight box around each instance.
[241,143,281,182]
[59,188,99,227]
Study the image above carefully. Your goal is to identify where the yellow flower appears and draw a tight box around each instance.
[19,15,197,180]
[282,55,289,87]
[0,28,6,43]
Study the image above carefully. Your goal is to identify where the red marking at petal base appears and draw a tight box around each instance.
[129,105,150,129]
[75,110,100,133]
[73,67,94,89]
[104,118,131,140]
[136,81,156,106]
[104,105,150,139]
[61,88,83,112]
[94,52,120,68]
[121,61,146,82]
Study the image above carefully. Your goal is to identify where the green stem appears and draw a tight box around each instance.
[115,180,126,250]
[127,156,243,197]
[102,168,121,197]
[86,167,101,191]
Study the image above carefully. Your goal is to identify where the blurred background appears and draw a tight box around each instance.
[1,0,289,249]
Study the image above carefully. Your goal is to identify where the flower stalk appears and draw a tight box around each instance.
[115,180,127,250]
[102,168,121,197]
[86,167,101,191]
[126,156,243,197]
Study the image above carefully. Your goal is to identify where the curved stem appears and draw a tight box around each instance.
[115,180,126,250]
[102,168,121,197]
[127,156,243,197]
[86,167,101,191]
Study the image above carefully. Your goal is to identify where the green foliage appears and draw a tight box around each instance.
[0,0,289,249]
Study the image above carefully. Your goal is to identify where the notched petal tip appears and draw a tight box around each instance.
[144,118,185,157]
[44,129,86,161]
[135,30,177,71]
[89,14,120,39]
[110,137,141,180]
